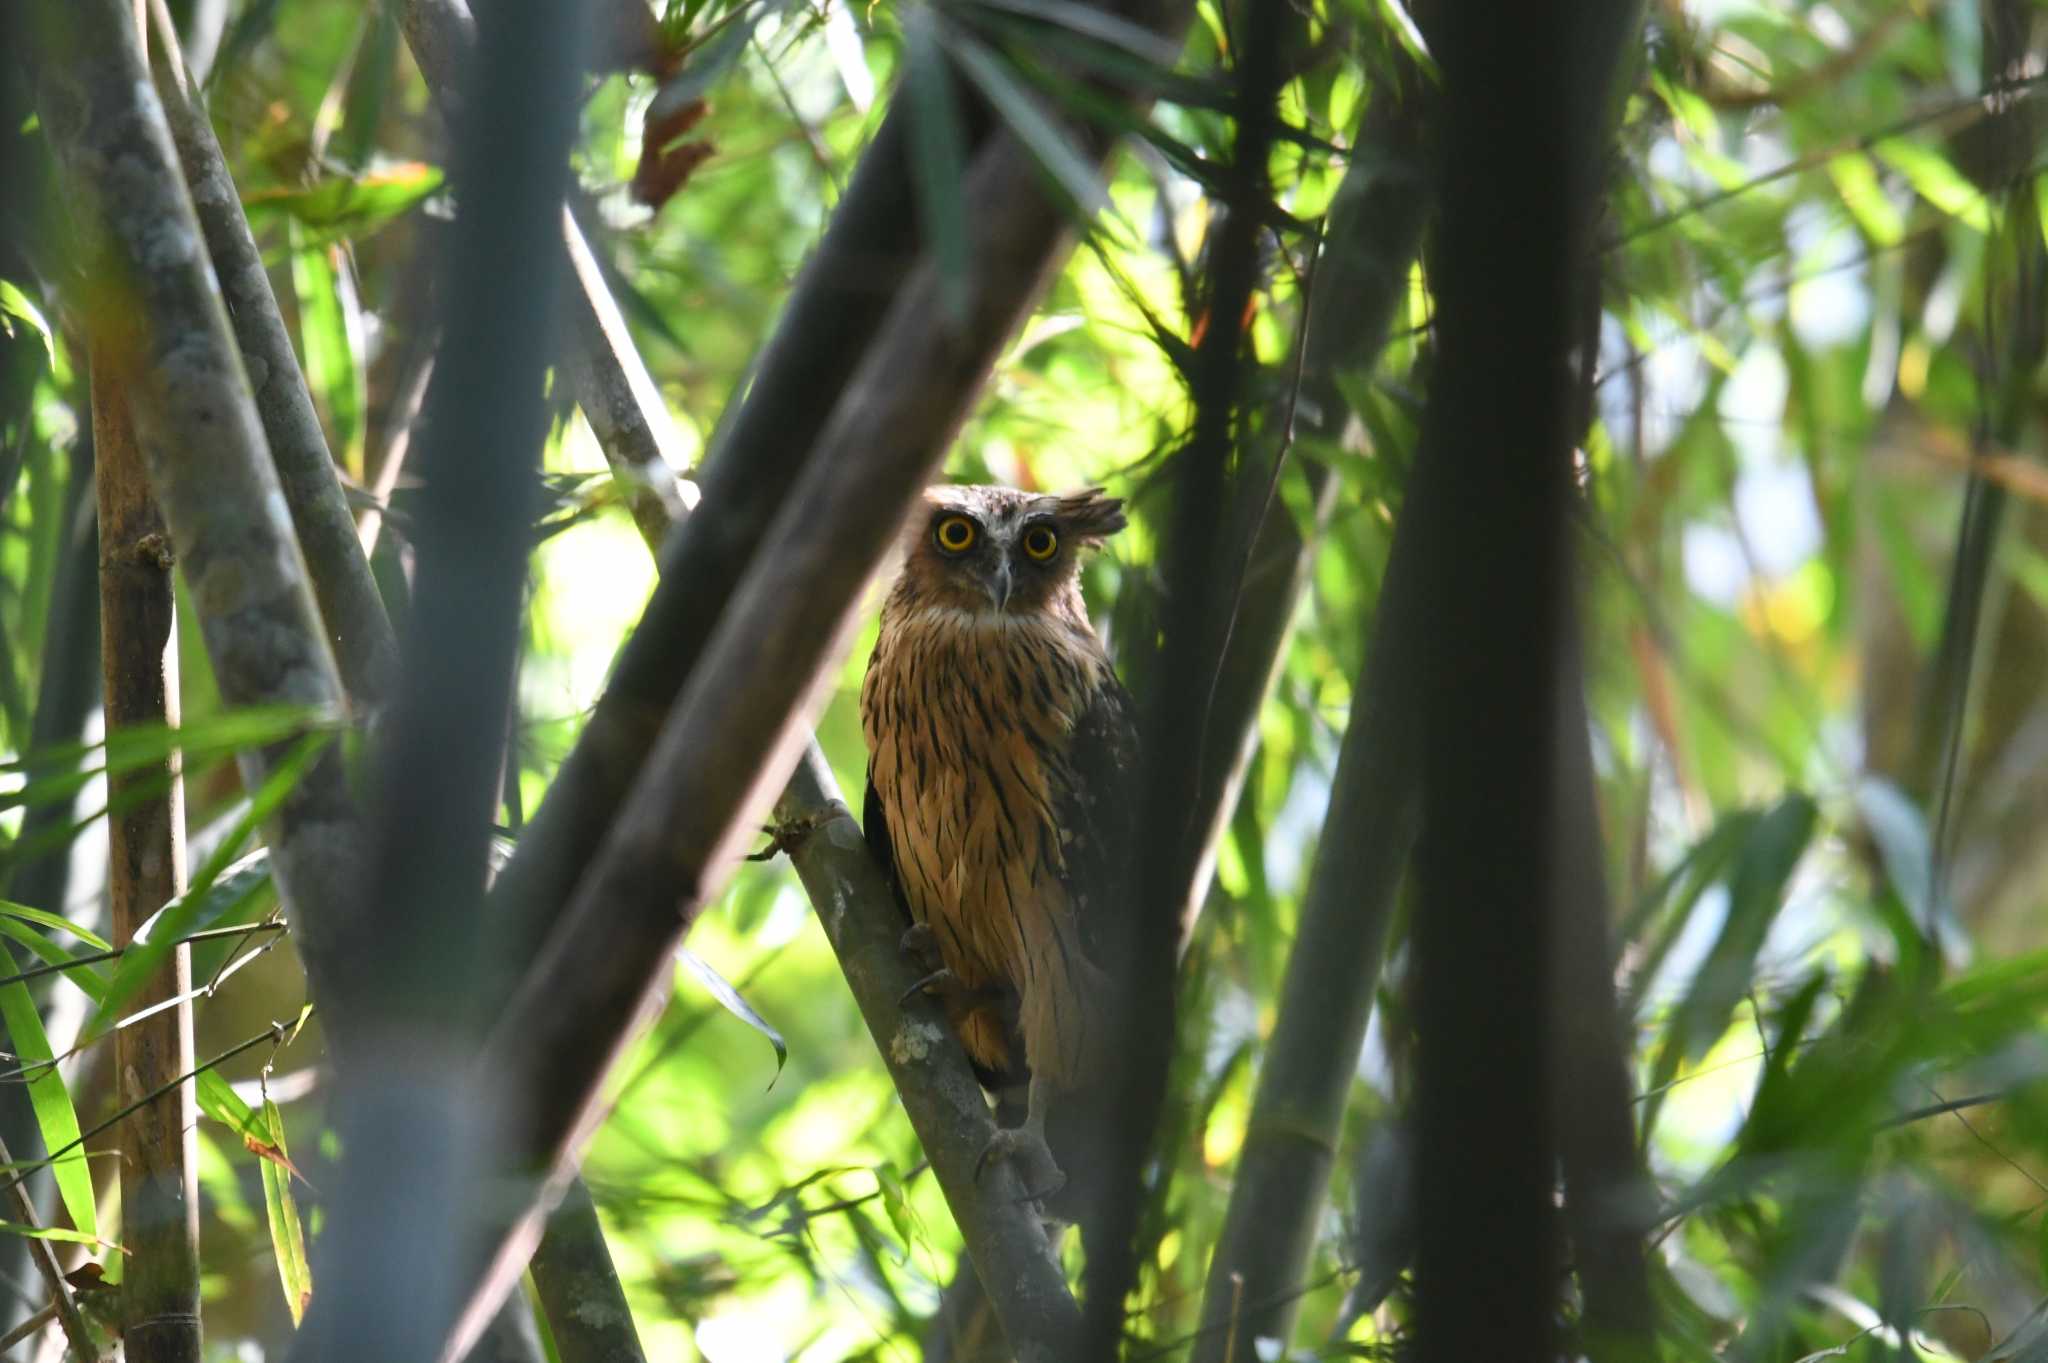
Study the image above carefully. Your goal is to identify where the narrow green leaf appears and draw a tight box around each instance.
[0,703,329,778]
[0,954,94,1239]
[0,280,53,363]
[258,1097,313,1325]
[905,11,972,324]
[88,733,320,1040]
[676,947,787,1085]
[243,162,444,244]
[194,1070,269,1149]
[0,919,109,1001]
[289,223,367,475]
[945,28,1108,218]
[0,902,111,952]
[0,1220,115,1248]
[873,1163,915,1256]
[1672,793,1817,1064]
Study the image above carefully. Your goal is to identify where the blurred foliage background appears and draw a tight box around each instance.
[7,0,2048,1359]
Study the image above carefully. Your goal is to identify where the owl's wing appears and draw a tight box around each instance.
[861,777,914,930]
[1055,673,1141,961]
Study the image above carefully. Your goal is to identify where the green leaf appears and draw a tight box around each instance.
[0,1220,115,1248]
[243,163,444,244]
[290,223,367,476]
[905,11,972,324]
[873,1162,915,1255]
[1874,137,1990,233]
[258,1097,313,1325]
[0,703,330,778]
[194,1070,269,1149]
[0,902,110,952]
[676,947,787,1085]
[1674,793,1818,1063]
[0,947,94,1240]
[0,280,53,364]
[944,28,1108,219]
[0,919,109,1001]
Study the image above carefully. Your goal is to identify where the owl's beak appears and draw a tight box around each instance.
[981,561,1014,611]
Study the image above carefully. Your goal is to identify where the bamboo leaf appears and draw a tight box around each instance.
[258,1096,313,1325]
[0,902,111,951]
[0,954,94,1239]
[0,1220,118,1248]
[0,918,109,1000]
[243,162,443,244]
[905,11,972,324]
[944,27,1108,218]
[289,223,367,475]
[676,946,787,1085]
[0,280,53,364]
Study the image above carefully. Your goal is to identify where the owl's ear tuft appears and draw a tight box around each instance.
[1056,488,1126,544]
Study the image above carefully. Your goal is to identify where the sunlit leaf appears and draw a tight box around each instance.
[244,163,443,243]
[676,946,787,1085]
[0,955,93,1240]
[258,1097,313,1325]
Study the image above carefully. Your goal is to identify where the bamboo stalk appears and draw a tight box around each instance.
[393,0,692,535]
[144,0,399,710]
[34,0,373,1050]
[0,1131,91,1358]
[91,344,199,1363]
[1093,10,1298,1349]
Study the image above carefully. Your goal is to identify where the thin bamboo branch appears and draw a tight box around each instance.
[145,0,400,710]
[0,1132,90,1359]
[1093,11,1297,1350]
[1190,328,1429,1363]
[90,344,200,1363]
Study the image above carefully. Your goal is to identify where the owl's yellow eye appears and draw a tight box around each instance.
[934,515,977,554]
[1022,525,1058,561]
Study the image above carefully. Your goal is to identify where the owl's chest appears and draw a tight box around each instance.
[861,614,1097,973]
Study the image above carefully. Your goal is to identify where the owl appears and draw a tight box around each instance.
[860,484,1137,1200]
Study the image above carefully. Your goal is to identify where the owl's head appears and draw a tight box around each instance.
[896,484,1126,616]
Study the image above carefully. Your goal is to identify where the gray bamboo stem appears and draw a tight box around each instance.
[35,0,373,1082]
[393,0,692,534]
[145,0,399,709]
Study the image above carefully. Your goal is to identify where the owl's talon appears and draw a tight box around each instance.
[747,813,824,862]
[975,1125,1066,1204]
[898,966,957,1007]
[899,922,939,961]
